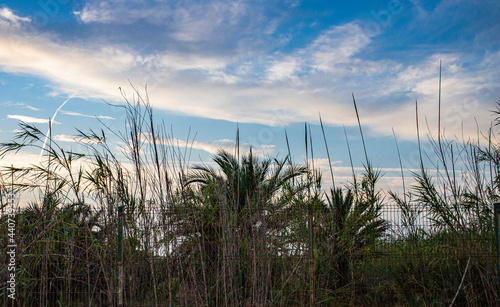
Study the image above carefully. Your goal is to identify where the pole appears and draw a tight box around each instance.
[118,205,124,307]
[308,201,314,306]
[494,203,500,298]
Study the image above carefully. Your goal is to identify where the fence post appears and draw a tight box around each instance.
[308,202,314,306]
[118,205,125,307]
[495,203,500,298]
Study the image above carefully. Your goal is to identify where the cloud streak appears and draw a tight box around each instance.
[2,101,39,111]
[60,110,115,120]
[54,134,102,144]
[171,138,275,156]
[7,115,55,124]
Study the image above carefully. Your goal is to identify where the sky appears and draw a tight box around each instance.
[0,0,499,193]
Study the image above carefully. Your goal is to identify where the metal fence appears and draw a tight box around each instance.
[1,199,498,306]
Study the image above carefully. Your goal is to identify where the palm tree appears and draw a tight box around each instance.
[317,165,389,291]
[186,149,306,209]
[180,149,307,304]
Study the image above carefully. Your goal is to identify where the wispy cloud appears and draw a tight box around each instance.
[22,83,34,90]
[311,157,430,195]
[73,0,270,49]
[2,101,39,111]
[74,0,172,25]
[60,110,114,120]
[23,105,39,111]
[171,138,275,156]
[54,134,102,144]
[0,7,30,27]
[7,115,56,124]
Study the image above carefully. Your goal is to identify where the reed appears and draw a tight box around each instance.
[0,85,498,306]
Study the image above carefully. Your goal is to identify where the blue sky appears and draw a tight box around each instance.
[0,0,499,191]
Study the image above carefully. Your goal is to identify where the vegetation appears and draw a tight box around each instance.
[0,89,499,306]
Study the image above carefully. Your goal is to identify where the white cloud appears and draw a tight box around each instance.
[60,110,115,120]
[184,139,274,156]
[266,22,373,82]
[54,134,102,144]
[310,157,432,195]
[0,33,139,100]
[23,105,39,111]
[169,138,275,156]
[74,0,250,43]
[74,0,171,25]
[157,52,232,77]
[120,133,275,158]
[267,57,300,82]
[363,53,499,141]
[308,23,371,72]
[0,7,30,27]
[7,115,52,124]
[2,101,39,111]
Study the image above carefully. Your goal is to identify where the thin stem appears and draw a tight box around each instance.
[319,114,335,189]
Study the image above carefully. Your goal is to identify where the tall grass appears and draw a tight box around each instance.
[0,86,498,306]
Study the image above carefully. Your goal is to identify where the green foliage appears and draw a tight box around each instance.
[0,91,499,306]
